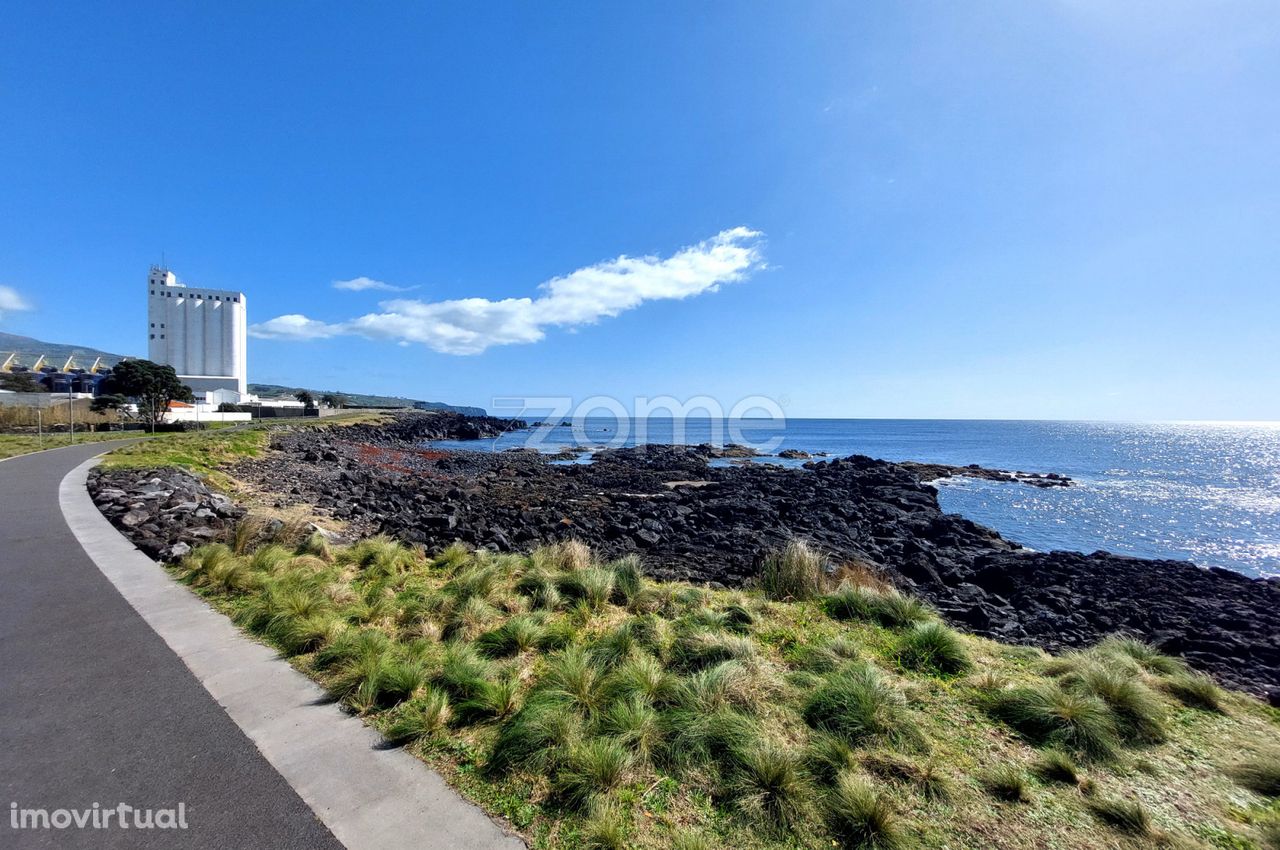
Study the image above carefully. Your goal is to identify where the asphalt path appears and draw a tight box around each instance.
[0,442,342,849]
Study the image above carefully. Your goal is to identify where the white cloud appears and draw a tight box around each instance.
[249,314,344,340]
[0,285,32,318]
[251,227,764,355]
[332,276,416,292]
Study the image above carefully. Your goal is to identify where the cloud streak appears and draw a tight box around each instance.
[0,285,32,319]
[332,276,416,293]
[252,227,764,354]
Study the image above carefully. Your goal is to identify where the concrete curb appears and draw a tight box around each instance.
[59,456,526,850]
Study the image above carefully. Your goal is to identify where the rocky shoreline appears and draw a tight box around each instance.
[88,414,1280,699]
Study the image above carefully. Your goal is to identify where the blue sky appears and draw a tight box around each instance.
[2,1,1278,419]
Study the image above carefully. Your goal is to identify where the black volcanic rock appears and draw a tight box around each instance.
[87,415,1280,697]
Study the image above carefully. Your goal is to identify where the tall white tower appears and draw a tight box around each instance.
[147,267,248,395]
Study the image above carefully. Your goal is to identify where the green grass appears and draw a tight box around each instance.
[158,517,1280,850]
[895,621,972,675]
[0,430,154,460]
[823,772,900,849]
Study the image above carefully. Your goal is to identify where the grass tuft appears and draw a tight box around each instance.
[556,737,632,808]
[729,740,810,833]
[1160,671,1224,713]
[385,688,451,743]
[803,664,920,749]
[487,696,584,775]
[981,765,1030,802]
[1033,750,1081,785]
[1086,796,1151,834]
[987,682,1118,760]
[1229,754,1280,797]
[1095,635,1185,675]
[895,621,972,675]
[759,540,827,602]
[824,771,900,849]
[1062,663,1167,744]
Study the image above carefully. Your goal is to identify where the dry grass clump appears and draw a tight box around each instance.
[758,539,827,601]
[169,522,1276,850]
[1085,795,1151,834]
[1229,753,1280,797]
[981,765,1030,802]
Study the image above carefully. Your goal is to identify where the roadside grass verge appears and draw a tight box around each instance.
[166,527,1280,850]
[0,430,152,460]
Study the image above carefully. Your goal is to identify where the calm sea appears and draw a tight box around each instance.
[426,419,1280,578]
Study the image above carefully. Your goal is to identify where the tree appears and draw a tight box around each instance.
[217,402,239,413]
[90,393,129,414]
[294,390,316,409]
[0,372,46,393]
[102,360,193,426]
[320,392,346,409]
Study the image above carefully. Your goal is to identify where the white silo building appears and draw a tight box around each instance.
[147,266,248,395]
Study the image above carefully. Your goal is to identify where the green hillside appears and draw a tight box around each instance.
[0,331,131,368]
[247,383,485,415]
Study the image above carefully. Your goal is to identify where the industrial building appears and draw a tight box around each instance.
[147,266,248,395]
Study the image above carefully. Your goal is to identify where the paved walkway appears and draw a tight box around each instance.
[1,444,522,850]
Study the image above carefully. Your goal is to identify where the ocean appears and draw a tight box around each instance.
[426,419,1280,579]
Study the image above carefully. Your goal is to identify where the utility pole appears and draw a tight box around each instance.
[68,385,76,445]
[37,407,43,449]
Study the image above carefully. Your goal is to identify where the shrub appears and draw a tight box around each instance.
[385,689,451,743]
[1034,750,1080,785]
[729,740,810,833]
[1160,671,1223,712]
[556,738,632,808]
[558,568,616,611]
[759,540,827,602]
[1062,664,1166,744]
[1086,796,1151,834]
[982,765,1030,802]
[823,772,899,849]
[803,664,920,749]
[896,622,972,675]
[988,682,1119,760]
[598,695,662,760]
[487,696,585,775]
[1230,755,1280,797]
